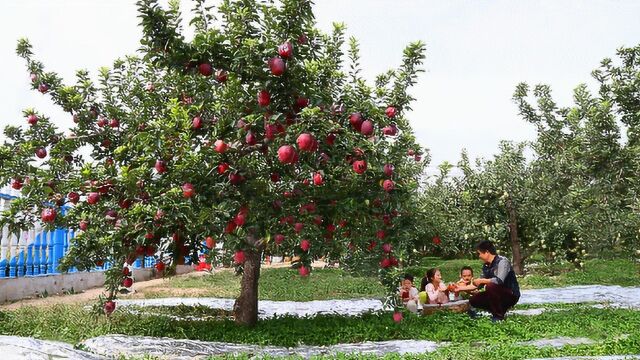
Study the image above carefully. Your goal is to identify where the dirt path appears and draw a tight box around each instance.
[0,270,212,311]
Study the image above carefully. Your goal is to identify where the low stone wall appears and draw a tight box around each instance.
[0,265,193,304]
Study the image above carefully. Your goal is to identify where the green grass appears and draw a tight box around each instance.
[145,268,386,300]
[1,304,639,348]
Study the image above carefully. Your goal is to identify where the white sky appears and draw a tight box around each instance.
[1,0,639,175]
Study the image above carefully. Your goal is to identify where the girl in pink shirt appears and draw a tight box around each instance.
[425,268,450,304]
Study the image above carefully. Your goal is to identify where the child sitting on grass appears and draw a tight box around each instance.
[399,274,419,312]
[454,265,479,300]
[425,268,450,304]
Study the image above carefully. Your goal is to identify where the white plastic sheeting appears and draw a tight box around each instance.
[81,335,442,359]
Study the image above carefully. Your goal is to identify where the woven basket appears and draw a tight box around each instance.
[421,300,470,315]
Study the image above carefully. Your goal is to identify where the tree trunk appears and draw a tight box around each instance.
[233,248,262,327]
[505,196,524,275]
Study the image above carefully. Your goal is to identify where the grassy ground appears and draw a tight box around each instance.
[1,303,639,360]
[136,258,640,300]
[1,258,638,359]
[140,268,385,300]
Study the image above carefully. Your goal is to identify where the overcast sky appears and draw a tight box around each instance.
[1,0,639,174]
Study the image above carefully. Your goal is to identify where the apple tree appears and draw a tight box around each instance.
[0,0,426,326]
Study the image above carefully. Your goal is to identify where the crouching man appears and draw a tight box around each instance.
[457,240,521,322]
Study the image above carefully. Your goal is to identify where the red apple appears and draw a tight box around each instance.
[299,265,310,277]
[155,262,165,272]
[313,172,323,186]
[68,192,80,204]
[352,160,367,174]
[27,114,38,125]
[182,183,195,198]
[199,63,213,76]
[300,239,310,251]
[432,236,442,245]
[145,232,154,240]
[383,179,395,192]
[245,131,257,145]
[30,73,37,82]
[79,220,88,231]
[38,83,49,93]
[270,172,281,182]
[390,256,399,267]
[103,300,116,315]
[155,160,167,174]
[122,277,133,288]
[360,120,374,136]
[122,267,131,276]
[206,236,216,249]
[119,199,132,209]
[382,125,398,136]
[377,230,386,240]
[295,97,309,109]
[382,243,392,253]
[234,250,246,264]
[229,172,244,185]
[268,57,286,76]
[325,132,336,146]
[216,69,228,82]
[41,208,56,223]
[35,147,47,159]
[109,118,119,128]
[383,164,394,177]
[277,145,297,164]
[385,106,397,118]
[234,212,247,227]
[258,90,271,107]
[217,162,230,174]
[275,234,285,245]
[214,140,228,153]
[278,41,293,58]
[97,117,107,127]
[11,179,22,190]
[192,116,202,129]
[393,312,403,323]
[294,222,304,233]
[296,133,316,152]
[380,257,391,268]
[87,192,100,205]
[349,112,363,131]
[225,220,238,234]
